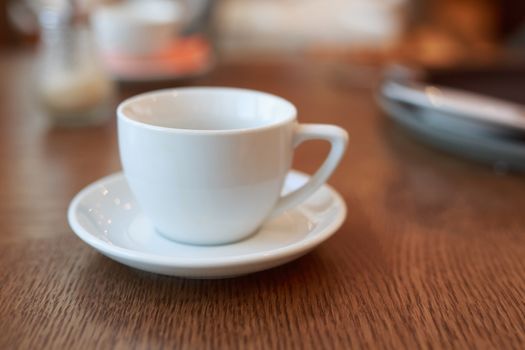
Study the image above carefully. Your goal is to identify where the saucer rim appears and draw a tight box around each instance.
[68,170,347,268]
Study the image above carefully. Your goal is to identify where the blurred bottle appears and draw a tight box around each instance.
[36,0,114,127]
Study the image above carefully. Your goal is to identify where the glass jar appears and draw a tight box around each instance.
[37,2,114,127]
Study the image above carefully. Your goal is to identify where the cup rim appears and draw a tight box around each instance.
[117,87,298,135]
[94,0,183,25]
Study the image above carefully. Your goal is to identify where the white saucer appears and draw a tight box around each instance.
[379,95,525,170]
[68,170,346,278]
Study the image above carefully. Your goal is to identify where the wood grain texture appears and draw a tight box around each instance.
[1,52,525,349]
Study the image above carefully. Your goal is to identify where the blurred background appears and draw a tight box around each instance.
[1,0,525,168]
[2,0,525,61]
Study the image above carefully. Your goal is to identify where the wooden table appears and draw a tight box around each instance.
[1,51,525,349]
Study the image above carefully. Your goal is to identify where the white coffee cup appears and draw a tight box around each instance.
[118,87,348,245]
[91,0,183,56]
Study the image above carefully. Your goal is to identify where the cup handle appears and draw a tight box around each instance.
[270,124,348,218]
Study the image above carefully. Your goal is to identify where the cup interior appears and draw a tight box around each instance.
[118,88,297,131]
